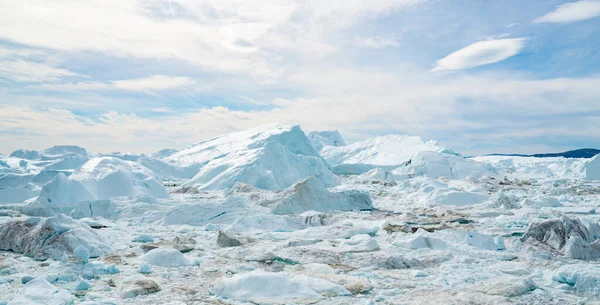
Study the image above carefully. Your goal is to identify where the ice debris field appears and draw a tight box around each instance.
[1,123,600,304]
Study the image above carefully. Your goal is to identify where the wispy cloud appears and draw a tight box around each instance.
[534,0,600,24]
[432,38,527,71]
[2,73,599,155]
[0,59,80,82]
[112,75,195,91]
[354,35,400,49]
[34,75,196,93]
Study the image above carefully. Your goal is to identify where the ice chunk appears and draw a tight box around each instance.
[403,231,448,250]
[138,264,152,274]
[120,276,161,299]
[7,277,73,305]
[0,214,111,260]
[133,234,154,243]
[139,248,191,267]
[210,271,349,303]
[74,277,93,291]
[465,232,504,251]
[522,196,563,208]
[258,177,373,214]
[73,245,90,263]
[553,264,600,296]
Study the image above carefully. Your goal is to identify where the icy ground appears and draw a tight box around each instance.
[1,123,600,304]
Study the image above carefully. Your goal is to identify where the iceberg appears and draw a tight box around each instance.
[24,157,168,216]
[166,123,335,190]
[308,130,346,152]
[0,214,111,260]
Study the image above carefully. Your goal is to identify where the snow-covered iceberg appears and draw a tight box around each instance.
[166,123,335,190]
[584,154,600,180]
[320,134,469,175]
[23,157,168,216]
[238,176,373,214]
[308,130,346,152]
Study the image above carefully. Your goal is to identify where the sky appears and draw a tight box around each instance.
[1,0,599,156]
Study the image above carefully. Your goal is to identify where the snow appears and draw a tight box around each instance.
[166,123,335,190]
[308,130,346,152]
[139,248,191,267]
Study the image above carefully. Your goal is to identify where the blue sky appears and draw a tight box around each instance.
[0,0,599,156]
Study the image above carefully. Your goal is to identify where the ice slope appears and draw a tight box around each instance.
[584,154,600,180]
[391,151,495,179]
[307,130,346,152]
[243,176,373,214]
[137,156,199,180]
[0,214,111,260]
[23,157,168,216]
[166,123,335,190]
[321,134,460,174]
[472,154,600,181]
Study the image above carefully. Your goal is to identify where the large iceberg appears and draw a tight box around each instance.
[308,130,346,152]
[166,123,335,190]
[391,151,495,179]
[519,216,600,260]
[241,176,373,214]
[584,154,600,180]
[320,134,461,174]
[0,214,111,260]
[23,157,168,216]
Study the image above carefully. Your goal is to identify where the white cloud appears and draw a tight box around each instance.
[33,75,196,93]
[2,72,599,155]
[354,35,400,49]
[0,0,421,80]
[432,38,527,71]
[534,0,600,24]
[0,59,80,82]
[111,75,195,91]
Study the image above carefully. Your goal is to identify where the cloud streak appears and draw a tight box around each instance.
[534,0,600,24]
[432,38,527,71]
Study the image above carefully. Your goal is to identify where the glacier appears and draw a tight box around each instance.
[0,123,599,304]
